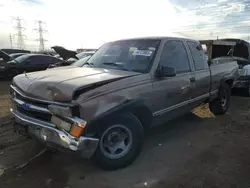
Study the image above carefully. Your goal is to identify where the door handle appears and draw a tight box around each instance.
[190,77,195,82]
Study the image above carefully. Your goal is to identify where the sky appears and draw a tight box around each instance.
[0,0,250,51]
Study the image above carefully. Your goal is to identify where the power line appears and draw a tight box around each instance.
[12,17,27,49]
[34,20,48,51]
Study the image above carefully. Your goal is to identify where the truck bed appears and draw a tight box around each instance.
[210,60,239,93]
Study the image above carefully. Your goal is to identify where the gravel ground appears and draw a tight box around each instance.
[0,81,250,188]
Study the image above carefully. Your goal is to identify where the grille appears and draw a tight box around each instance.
[11,89,48,108]
[16,106,52,122]
[11,86,52,122]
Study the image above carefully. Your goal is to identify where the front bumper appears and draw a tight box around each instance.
[11,108,99,158]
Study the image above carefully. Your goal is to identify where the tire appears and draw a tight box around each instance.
[209,83,231,115]
[92,113,144,170]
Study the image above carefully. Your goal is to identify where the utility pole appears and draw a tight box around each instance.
[9,33,13,49]
[13,17,26,49]
[34,20,48,51]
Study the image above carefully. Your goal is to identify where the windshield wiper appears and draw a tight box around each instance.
[103,62,125,66]
[103,62,131,71]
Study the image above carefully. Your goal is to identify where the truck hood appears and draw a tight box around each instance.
[13,66,140,102]
[0,50,12,62]
[51,46,78,60]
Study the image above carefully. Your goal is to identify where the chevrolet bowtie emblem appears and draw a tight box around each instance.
[20,103,29,110]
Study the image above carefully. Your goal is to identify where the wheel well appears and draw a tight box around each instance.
[225,79,234,87]
[85,105,153,136]
[132,106,153,131]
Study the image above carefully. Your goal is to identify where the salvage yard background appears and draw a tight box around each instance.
[0,81,250,188]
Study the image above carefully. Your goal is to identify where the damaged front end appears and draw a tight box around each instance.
[10,85,99,158]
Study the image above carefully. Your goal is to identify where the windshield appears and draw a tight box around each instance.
[10,53,25,59]
[73,56,91,67]
[13,54,30,63]
[87,39,160,73]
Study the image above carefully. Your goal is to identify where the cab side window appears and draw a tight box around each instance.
[187,41,208,70]
[160,40,191,74]
[28,56,44,65]
[45,56,61,64]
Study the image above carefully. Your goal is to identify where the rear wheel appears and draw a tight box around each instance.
[209,83,231,115]
[92,113,144,170]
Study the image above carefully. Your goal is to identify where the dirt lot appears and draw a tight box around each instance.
[0,81,250,188]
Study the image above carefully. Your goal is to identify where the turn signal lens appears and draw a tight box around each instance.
[69,121,86,138]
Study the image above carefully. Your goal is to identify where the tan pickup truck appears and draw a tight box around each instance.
[10,37,239,170]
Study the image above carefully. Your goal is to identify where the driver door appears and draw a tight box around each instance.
[152,40,195,123]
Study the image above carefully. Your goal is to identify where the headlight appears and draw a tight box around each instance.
[0,66,5,69]
[48,105,86,138]
[239,69,248,76]
[48,105,72,117]
[51,115,72,131]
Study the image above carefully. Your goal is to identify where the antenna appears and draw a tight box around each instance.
[34,20,48,51]
[9,33,13,49]
[13,17,27,49]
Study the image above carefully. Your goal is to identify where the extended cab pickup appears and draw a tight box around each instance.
[10,37,239,170]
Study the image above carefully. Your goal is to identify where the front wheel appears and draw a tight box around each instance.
[92,113,144,170]
[209,83,231,115]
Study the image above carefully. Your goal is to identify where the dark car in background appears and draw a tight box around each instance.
[0,51,29,65]
[51,46,96,65]
[0,54,63,78]
[0,50,13,65]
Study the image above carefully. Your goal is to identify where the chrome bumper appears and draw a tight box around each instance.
[11,108,99,158]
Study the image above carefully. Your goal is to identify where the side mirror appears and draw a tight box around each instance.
[156,65,176,77]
